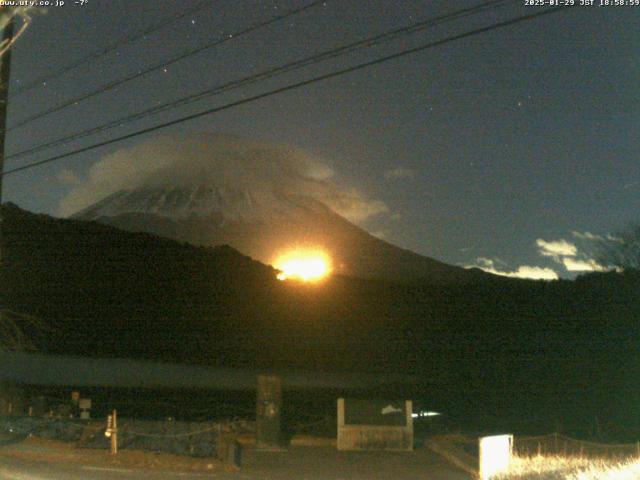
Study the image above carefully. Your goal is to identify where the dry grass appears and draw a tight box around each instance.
[495,454,640,480]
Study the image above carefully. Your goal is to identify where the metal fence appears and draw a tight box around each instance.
[0,414,253,458]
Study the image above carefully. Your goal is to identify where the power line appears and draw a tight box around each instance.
[6,0,515,162]
[0,6,572,179]
[13,0,215,97]
[6,0,326,132]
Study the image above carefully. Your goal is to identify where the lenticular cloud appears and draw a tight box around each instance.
[58,133,387,224]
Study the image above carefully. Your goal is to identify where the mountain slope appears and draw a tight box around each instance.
[74,186,484,284]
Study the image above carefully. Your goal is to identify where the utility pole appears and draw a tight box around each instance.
[0,15,14,312]
[0,15,13,204]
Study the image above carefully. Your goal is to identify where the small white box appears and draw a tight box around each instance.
[479,434,513,479]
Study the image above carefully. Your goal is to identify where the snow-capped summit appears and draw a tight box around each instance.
[75,184,313,224]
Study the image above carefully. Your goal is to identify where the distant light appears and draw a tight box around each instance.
[274,249,332,282]
[412,410,441,418]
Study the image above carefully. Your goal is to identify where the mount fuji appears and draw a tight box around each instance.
[70,134,485,283]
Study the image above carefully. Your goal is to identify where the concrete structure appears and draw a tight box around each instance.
[337,398,413,451]
[255,375,282,450]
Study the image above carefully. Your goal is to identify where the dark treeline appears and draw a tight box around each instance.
[1,203,638,440]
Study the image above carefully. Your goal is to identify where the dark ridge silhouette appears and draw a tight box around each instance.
[1,203,639,439]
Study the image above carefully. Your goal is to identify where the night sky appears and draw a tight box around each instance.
[3,0,639,279]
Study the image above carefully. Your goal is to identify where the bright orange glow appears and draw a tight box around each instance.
[274,249,332,282]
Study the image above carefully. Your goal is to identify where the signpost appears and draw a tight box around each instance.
[337,398,414,451]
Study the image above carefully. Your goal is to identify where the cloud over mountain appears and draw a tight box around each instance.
[464,257,558,280]
[58,133,388,224]
[537,237,607,273]
[536,239,577,258]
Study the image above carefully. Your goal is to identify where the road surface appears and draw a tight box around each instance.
[0,442,472,479]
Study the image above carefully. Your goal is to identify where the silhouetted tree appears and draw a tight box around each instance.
[596,224,640,271]
[0,309,48,352]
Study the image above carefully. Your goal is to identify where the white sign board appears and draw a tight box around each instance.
[479,434,513,479]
